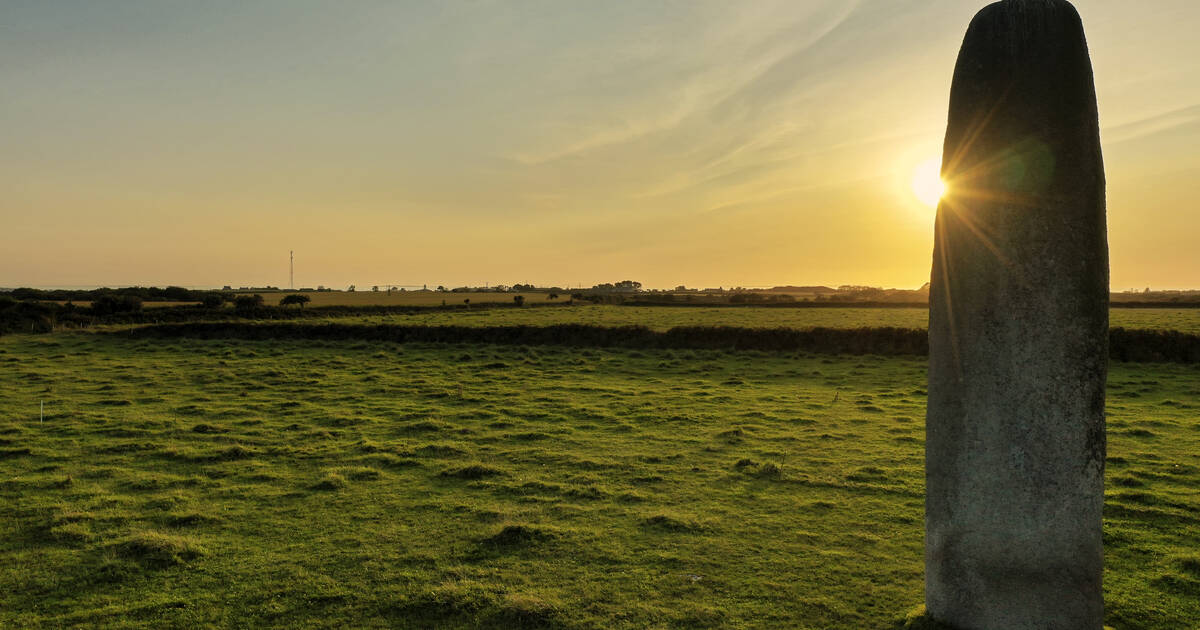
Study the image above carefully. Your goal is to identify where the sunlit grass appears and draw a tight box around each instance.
[304,304,1200,335]
[0,332,1197,628]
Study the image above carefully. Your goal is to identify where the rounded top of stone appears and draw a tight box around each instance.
[975,0,1083,25]
[942,0,1100,199]
[988,0,1077,10]
[962,0,1089,66]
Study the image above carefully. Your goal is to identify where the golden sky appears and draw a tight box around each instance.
[3,1,1198,290]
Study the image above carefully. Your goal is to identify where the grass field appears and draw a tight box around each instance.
[2,332,1198,628]
[38,300,1200,335]
[315,305,1200,335]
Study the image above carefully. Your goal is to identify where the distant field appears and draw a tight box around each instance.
[313,305,1200,335]
[1,333,1197,628]
[33,298,1200,335]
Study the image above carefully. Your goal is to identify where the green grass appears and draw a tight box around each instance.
[1,333,1198,628]
[304,304,1200,334]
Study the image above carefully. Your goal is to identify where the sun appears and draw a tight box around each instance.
[912,156,947,208]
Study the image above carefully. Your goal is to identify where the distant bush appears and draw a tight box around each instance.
[513,295,526,307]
[120,322,931,356]
[90,294,143,316]
[234,294,265,310]
[576,293,624,305]
[1110,328,1200,363]
[200,294,225,309]
[280,294,311,308]
[161,286,193,301]
[6,286,206,302]
[0,298,56,334]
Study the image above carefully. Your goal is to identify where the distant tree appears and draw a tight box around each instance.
[372,286,379,292]
[280,294,311,308]
[463,298,470,305]
[163,286,193,301]
[91,294,143,315]
[513,295,525,307]
[234,294,265,310]
[347,285,356,292]
[615,280,642,292]
[548,293,559,300]
[437,285,447,292]
[201,294,225,309]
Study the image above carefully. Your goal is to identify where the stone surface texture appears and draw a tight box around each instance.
[926,1,1107,628]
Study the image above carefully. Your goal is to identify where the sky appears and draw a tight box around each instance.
[3,0,1199,290]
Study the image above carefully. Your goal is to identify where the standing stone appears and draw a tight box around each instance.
[926,1,1107,628]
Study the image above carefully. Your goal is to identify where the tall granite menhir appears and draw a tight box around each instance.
[926,1,1107,628]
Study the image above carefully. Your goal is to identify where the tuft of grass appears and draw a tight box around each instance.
[440,464,504,480]
[214,445,255,460]
[756,462,782,479]
[163,512,221,527]
[114,531,205,567]
[715,428,745,441]
[311,472,347,491]
[481,524,557,547]
[49,522,94,544]
[414,443,468,458]
[1150,574,1200,597]
[399,420,444,433]
[358,454,420,469]
[641,513,705,533]
[340,466,383,481]
[1178,556,1200,577]
[385,580,564,628]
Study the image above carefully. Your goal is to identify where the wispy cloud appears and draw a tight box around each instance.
[1103,104,1200,144]
[506,1,861,167]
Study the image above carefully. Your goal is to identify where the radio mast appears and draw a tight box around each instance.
[289,250,294,290]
